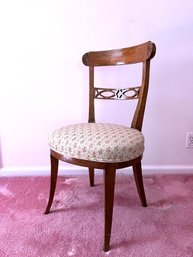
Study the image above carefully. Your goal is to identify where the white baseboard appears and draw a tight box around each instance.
[0,165,193,177]
[0,166,87,177]
[140,165,193,174]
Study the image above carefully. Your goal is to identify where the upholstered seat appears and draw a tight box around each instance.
[49,123,144,163]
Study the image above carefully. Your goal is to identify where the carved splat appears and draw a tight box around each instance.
[94,87,140,100]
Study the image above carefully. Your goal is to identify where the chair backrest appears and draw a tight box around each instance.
[82,41,156,131]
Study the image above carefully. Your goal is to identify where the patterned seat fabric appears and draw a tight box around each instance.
[49,123,144,163]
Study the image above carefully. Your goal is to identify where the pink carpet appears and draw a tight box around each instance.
[0,174,193,257]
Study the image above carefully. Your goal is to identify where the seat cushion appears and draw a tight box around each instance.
[49,123,144,163]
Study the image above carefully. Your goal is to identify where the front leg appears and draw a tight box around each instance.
[44,154,59,214]
[103,166,116,252]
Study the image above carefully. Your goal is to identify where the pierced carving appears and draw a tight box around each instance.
[94,87,140,100]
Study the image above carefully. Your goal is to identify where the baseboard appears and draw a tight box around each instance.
[0,165,88,177]
[140,165,193,174]
[0,165,193,177]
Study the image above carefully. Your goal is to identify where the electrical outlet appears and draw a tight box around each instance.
[186,133,193,148]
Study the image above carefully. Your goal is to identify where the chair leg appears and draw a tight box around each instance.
[89,168,95,187]
[103,166,116,252]
[132,161,147,207]
[44,154,59,214]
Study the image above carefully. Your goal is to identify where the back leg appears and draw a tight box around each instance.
[44,154,59,214]
[89,167,95,186]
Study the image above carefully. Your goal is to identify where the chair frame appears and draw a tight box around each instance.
[45,41,156,252]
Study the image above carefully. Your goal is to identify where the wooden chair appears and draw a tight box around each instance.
[45,41,156,252]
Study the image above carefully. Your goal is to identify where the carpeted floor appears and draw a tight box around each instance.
[0,174,193,257]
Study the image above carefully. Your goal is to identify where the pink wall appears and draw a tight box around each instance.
[0,0,193,172]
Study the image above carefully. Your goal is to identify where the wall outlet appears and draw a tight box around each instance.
[186,133,193,148]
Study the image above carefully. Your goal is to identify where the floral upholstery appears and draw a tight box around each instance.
[48,123,144,163]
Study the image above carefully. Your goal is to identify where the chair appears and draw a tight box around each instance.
[45,41,156,252]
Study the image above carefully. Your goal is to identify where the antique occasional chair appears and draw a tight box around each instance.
[45,41,156,252]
